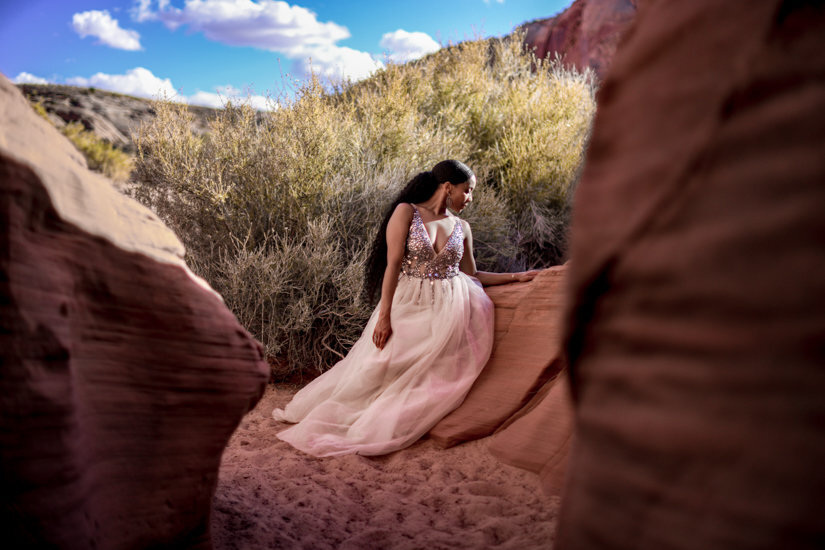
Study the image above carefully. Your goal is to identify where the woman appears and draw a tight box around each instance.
[273,160,537,456]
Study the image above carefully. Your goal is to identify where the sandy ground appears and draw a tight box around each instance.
[211,384,559,549]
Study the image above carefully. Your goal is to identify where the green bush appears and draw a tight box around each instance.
[62,122,133,182]
[31,101,51,120]
[28,100,133,182]
[131,32,595,378]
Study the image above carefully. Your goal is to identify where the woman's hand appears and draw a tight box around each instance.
[475,269,542,286]
[512,269,540,283]
[373,315,393,349]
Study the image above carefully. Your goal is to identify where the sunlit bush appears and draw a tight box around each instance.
[131,32,595,378]
[62,122,133,182]
[28,101,133,182]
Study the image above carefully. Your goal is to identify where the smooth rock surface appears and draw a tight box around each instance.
[489,367,573,497]
[559,1,825,548]
[0,75,269,548]
[429,266,567,447]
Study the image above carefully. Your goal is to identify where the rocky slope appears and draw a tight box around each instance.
[16,83,218,154]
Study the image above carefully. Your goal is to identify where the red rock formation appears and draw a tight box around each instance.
[429,266,567,448]
[489,368,573,497]
[558,1,825,548]
[0,75,269,548]
[522,0,638,79]
[426,264,575,498]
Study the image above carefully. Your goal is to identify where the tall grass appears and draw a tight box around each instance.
[131,33,595,378]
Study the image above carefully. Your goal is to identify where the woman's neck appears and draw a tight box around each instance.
[417,195,447,217]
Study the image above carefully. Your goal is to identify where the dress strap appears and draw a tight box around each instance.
[408,204,421,229]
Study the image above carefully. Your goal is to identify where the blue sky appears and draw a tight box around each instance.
[0,0,570,109]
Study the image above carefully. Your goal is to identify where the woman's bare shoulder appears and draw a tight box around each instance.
[395,202,415,214]
[392,202,415,220]
[388,202,415,227]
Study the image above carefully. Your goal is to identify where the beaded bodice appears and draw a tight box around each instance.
[400,205,464,280]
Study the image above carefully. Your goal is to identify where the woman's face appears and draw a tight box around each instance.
[450,176,476,213]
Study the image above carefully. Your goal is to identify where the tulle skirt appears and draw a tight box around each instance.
[272,272,494,457]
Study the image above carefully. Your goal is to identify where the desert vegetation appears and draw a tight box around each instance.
[130,33,596,379]
[30,101,133,182]
[60,122,134,181]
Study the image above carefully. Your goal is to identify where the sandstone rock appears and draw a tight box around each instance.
[522,0,638,79]
[429,266,567,447]
[558,1,825,548]
[0,75,269,548]
[488,368,573,497]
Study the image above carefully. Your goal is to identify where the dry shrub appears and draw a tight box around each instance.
[131,32,595,378]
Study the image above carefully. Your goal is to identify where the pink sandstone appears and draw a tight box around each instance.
[558,1,825,548]
[0,74,269,548]
[429,266,569,454]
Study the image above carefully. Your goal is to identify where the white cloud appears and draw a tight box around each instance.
[132,0,155,22]
[135,0,348,52]
[132,1,382,82]
[66,67,176,98]
[483,0,505,4]
[188,85,275,110]
[72,10,142,51]
[13,72,49,84]
[293,45,384,82]
[63,66,275,110]
[379,29,440,64]
[187,90,230,108]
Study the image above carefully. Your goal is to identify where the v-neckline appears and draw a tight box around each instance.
[414,206,456,256]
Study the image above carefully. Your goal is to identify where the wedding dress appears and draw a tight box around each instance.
[272,204,494,456]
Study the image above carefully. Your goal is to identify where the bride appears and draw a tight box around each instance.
[272,160,537,456]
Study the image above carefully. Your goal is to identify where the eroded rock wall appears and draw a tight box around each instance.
[558,1,825,548]
[0,75,269,548]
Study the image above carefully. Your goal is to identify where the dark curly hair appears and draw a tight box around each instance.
[363,159,474,304]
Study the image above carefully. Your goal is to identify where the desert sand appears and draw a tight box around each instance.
[212,384,559,549]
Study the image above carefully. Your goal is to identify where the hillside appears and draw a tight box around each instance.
[16,83,219,154]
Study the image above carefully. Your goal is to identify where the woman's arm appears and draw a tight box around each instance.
[458,219,540,286]
[476,270,538,286]
[372,203,413,349]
